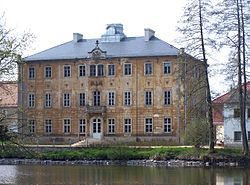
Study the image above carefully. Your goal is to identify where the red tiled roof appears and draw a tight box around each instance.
[213,81,250,104]
[212,81,250,125]
[0,82,18,107]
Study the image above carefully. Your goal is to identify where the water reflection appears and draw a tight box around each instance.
[0,165,249,185]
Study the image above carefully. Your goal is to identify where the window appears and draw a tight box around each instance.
[108,118,115,134]
[63,119,71,133]
[124,91,132,106]
[145,118,153,133]
[124,63,132,75]
[45,93,52,108]
[164,117,172,133]
[44,66,52,78]
[124,118,132,133]
[234,131,241,142]
[248,108,250,118]
[90,65,96,76]
[79,93,86,107]
[79,65,86,77]
[29,120,35,133]
[234,108,240,118]
[108,91,115,106]
[97,64,104,76]
[63,93,70,107]
[93,91,101,106]
[28,93,35,108]
[79,119,86,134]
[64,65,71,77]
[108,64,115,76]
[164,90,172,105]
[45,119,52,134]
[28,66,35,79]
[163,62,171,74]
[145,63,152,75]
[145,91,152,105]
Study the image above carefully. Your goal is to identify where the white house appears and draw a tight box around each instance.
[213,82,250,147]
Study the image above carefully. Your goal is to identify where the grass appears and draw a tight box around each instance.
[0,145,246,161]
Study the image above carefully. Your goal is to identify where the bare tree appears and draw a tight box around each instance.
[0,15,34,155]
[212,0,250,155]
[177,0,215,152]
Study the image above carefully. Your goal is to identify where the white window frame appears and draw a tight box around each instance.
[28,93,35,108]
[79,92,86,107]
[145,91,153,106]
[124,63,132,76]
[28,66,35,79]
[63,93,71,107]
[64,65,71,77]
[164,90,172,105]
[145,118,153,133]
[144,62,153,75]
[29,119,35,133]
[124,91,132,106]
[93,91,101,106]
[79,119,86,134]
[107,118,115,134]
[44,66,52,78]
[108,64,115,76]
[44,119,52,134]
[45,93,52,108]
[124,118,132,134]
[78,64,86,77]
[164,117,172,133]
[63,118,71,133]
[107,91,115,106]
[163,62,171,74]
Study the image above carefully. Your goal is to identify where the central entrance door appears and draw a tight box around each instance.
[92,118,101,139]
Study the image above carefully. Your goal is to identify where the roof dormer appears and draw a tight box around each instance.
[101,23,126,43]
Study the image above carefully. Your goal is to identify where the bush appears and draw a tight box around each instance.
[184,119,209,149]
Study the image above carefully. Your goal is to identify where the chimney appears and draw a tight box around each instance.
[73,33,83,42]
[144,28,155,41]
[179,48,185,55]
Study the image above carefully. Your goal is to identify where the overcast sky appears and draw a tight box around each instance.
[0,0,227,95]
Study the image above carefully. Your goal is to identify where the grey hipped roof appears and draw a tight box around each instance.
[25,36,180,61]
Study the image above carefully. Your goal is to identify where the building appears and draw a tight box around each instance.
[0,82,18,132]
[19,24,205,144]
[213,82,250,146]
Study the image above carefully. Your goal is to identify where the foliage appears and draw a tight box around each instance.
[184,119,209,149]
[0,15,34,80]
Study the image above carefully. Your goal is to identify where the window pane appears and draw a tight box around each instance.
[124,64,131,75]
[145,91,152,105]
[164,118,172,133]
[45,66,52,78]
[98,64,104,76]
[79,93,85,107]
[79,65,86,77]
[163,62,171,74]
[90,65,96,76]
[79,119,86,133]
[64,119,71,133]
[108,92,115,106]
[124,91,131,106]
[108,118,115,134]
[145,118,153,133]
[64,65,71,77]
[145,63,152,75]
[93,91,101,106]
[234,109,240,118]
[108,64,115,76]
[29,67,35,79]
[124,118,131,133]
[234,131,241,141]
[164,91,171,105]
[63,93,70,107]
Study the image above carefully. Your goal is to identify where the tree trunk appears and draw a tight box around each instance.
[237,0,248,155]
[199,0,214,152]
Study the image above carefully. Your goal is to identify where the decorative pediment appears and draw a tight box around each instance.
[88,40,107,59]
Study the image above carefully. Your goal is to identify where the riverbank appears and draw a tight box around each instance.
[1,146,250,167]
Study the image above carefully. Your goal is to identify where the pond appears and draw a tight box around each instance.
[0,165,249,184]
